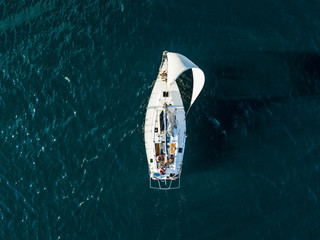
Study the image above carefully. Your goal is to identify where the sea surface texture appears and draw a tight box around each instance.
[0,0,320,239]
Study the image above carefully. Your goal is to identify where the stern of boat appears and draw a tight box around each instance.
[149,173,181,190]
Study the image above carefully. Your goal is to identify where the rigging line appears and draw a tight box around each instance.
[185,107,191,116]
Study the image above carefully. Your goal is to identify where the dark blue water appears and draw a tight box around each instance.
[1,0,320,239]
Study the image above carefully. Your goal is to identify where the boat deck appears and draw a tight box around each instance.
[144,52,186,182]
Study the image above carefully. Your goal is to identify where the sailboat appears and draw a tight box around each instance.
[144,51,205,190]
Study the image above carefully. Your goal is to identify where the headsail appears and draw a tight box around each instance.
[167,52,205,111]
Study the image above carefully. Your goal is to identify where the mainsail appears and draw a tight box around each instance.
[167,53,205,111]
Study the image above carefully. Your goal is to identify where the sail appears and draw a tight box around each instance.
[167,52,205,109]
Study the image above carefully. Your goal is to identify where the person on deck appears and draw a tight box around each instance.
[160,167,166,175]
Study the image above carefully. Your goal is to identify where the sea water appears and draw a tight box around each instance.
[0,0,320,239]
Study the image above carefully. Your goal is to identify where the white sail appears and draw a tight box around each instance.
[167,52,205,109]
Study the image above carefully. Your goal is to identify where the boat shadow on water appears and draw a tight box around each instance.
[184,51,320,174]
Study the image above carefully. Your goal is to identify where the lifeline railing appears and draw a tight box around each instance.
[149,174,181,190]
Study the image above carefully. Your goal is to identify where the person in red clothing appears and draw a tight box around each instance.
[160,167,166,175]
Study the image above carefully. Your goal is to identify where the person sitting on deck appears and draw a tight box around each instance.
[160,167,166,175]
